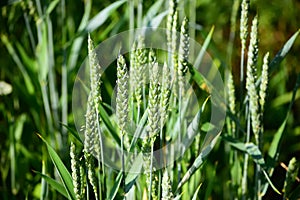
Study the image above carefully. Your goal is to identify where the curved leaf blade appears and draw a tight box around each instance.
[37,133,76,200]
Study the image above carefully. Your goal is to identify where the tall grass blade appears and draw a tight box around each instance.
[142,0,164,26]
[223,135,282,195]
[177,132,221,189]
[268,74,300,160]
[1,35,34,94]
[37,133,76,200]
[68,0,91,72]
[181,96,210,154]
[99,103,121,146]
[268,30,300,74]
[61,124,83,145]
[191,184,202,200]
[148,11,168,29]
[34,171,68,199]
[85,0,126,32]
[194,26,214,70]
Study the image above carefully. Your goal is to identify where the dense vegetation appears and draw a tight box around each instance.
[1,0,300,199]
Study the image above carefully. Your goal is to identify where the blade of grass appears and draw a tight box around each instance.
[142,0,163,26]
[261,74,300,196]
[40,160,48,200]
[37,133,76,200]
[194,26,214,71]
[223,135,282,195]
[109,172,123,200]
[268,74,300,160]
[268,30,300,74]
[67,0,92,72]
[181,96,210,154]
[61,124,83,145]
[85,0,126,33]
[34,170,68,199]
[99,103,121,146]
[1,35,34,94]
[191,184,202,200]
[177,131,221,189]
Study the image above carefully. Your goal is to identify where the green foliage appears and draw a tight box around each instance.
[1,0,299,199]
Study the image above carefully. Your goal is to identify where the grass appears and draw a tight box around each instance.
[0,0,300,199]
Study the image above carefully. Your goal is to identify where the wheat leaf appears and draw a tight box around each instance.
[37,133,76,200]
[181,96,210,154]
[34,170,69,198]
[86,0,126,32]
[178,132,221,189]
[109,172,123,200]
[192,184,202,200]
[268,30,300,74]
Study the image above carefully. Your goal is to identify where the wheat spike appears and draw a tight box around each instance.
[246,16,260,138]
[70,142,82,199]
[259,52,269,112]
[178,16,190,95]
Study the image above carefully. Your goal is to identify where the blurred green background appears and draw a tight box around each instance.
[0,0,299,199]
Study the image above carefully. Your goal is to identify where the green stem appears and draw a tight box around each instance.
[242,108,250,199]
[149,140,154,200]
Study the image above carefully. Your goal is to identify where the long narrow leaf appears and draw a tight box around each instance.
[194,26,215,70]
[109,172,123,200]
[61,124,83,145]
[181,96,210,154]
[268,74,300,160]
[99,103,121,146]
[268,30,300,74]
[192,184,202,200]
[34,170,69,198]
[85,0,126,32]
[223,135,281,195]
[177,132,221,189]
[142,0,164,26]
[37,133,76,200]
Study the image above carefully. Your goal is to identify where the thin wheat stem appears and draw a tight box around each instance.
[137,0,143,28]
[128,0,134,46]
[242,109,251,199]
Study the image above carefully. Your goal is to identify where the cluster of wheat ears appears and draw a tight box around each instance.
[45,0,299,199]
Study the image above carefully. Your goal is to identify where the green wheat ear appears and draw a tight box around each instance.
[116,54,129,135]
[259,52,269,112]
[70,142,82,200]
[88,34,102,108]
[246,15,260,138]
[85,152,99,200]
[148,61,161,141]
[142,58,160,200]
[178,16,190,95]
[227,71,236,134]
[227,71,236,115]
[166,0,177,52]
[171,10,179,99]
[240,0,249,51]
[162,170,173,200]
[160,62,171,126]
[84,35,102,200]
